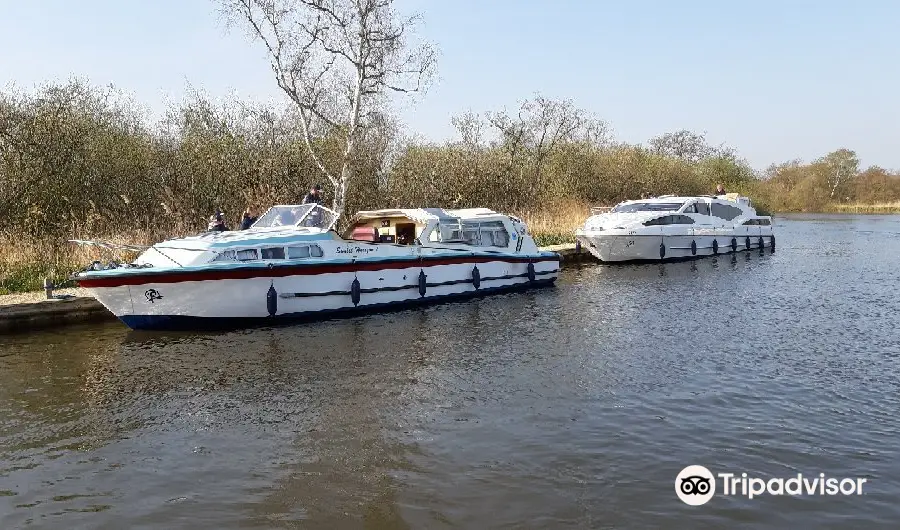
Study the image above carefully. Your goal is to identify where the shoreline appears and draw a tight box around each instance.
[790,207,900,215]
[0,243,591,334]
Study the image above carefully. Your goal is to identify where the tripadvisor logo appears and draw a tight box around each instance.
[675,465,868,505]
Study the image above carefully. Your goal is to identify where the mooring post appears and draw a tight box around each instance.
[44,277,53,299]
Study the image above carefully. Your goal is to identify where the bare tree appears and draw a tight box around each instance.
[224,0,436,216]
[485,95,611,181]
[648,129,734,163]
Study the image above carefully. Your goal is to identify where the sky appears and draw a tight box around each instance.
[1,0,897,171]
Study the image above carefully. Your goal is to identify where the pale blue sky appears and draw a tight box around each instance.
[1,0,897,171]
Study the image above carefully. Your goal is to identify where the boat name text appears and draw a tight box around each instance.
[336,246,378,254]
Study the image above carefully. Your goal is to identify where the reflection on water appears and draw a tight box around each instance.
[2,215,900,528]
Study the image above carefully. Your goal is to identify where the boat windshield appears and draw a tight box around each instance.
[610,201,685,213]
[252,204,338,230]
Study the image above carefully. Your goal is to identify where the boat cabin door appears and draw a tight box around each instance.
[395,223,416,245]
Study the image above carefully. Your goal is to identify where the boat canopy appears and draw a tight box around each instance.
[252,204,339,231]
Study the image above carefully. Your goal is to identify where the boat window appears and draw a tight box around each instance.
[288,245,310,258]
[429,219,463,243]
[743,219,771,226]
[643,215,695,226]
[250,204,338,230]
[683,203,698,214]
[710,203,744,221]
[261,247,286,260]
[611,202,685,213]
[299,207,337,231]
[253,205,312,228]
[428,220,510,247]
[236,249,259,261]
[286,244,324,259]
[463,221,511,247]
[212,250,237,262]
[487,227,510,247]
[695,202,710,216]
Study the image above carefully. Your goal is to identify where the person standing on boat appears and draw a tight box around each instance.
[302,184,323,205]
[240,206,257,230]
[208,209,228,232]
[715,183,726,195]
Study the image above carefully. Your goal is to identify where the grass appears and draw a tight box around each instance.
[0,263,76,295]
[822,202,900,214]
[519,200,591,247]
[0,231,161,294]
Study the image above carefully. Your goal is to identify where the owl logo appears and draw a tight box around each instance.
[680,475,712,495]
[675,465,716,505]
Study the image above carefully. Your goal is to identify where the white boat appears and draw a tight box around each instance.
[574,193,775,262]
[71,204,561,331]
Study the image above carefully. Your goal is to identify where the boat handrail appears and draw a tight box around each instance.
[68,239,150,252]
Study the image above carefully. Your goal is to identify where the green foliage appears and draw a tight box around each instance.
[0,262,79,293]
[532,232,575,247]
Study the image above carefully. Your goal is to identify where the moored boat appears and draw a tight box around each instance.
[574,193,775,262]
[71,204,560,330]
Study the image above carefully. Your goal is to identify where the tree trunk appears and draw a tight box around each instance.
[332,173,349,218]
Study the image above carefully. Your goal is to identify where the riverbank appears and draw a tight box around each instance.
[0,243,591,334]
[3,202,897,296]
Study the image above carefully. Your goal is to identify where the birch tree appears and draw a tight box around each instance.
[225,0,436,216]
[818,148,859,199]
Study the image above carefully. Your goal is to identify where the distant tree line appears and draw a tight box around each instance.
[1,80,898,246]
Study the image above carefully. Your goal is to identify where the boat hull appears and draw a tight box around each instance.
[79,255,560,331]
[575,229,775,262]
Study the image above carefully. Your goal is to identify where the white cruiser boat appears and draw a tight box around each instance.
[71,204,560,331]
[574,193,775,262]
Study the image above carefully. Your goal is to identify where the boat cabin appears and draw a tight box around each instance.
[344,207,534,252]
[607,194,768,224]
[343,209,422,244]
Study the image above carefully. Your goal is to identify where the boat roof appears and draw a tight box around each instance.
[623,193,747,203]
[350,207,507,223]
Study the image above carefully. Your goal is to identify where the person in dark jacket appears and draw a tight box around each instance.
[207,210,228,232]
[715,183,726,195]
[240,206,257,230]
[302,184,323,205]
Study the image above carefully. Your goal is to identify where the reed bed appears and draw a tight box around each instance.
[824,202,900,214]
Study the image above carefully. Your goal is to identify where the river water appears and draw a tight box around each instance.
[2,213,899,529]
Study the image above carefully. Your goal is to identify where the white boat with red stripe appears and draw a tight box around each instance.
[71,204,560,331]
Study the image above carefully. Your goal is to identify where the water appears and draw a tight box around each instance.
[2,213,899,529]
